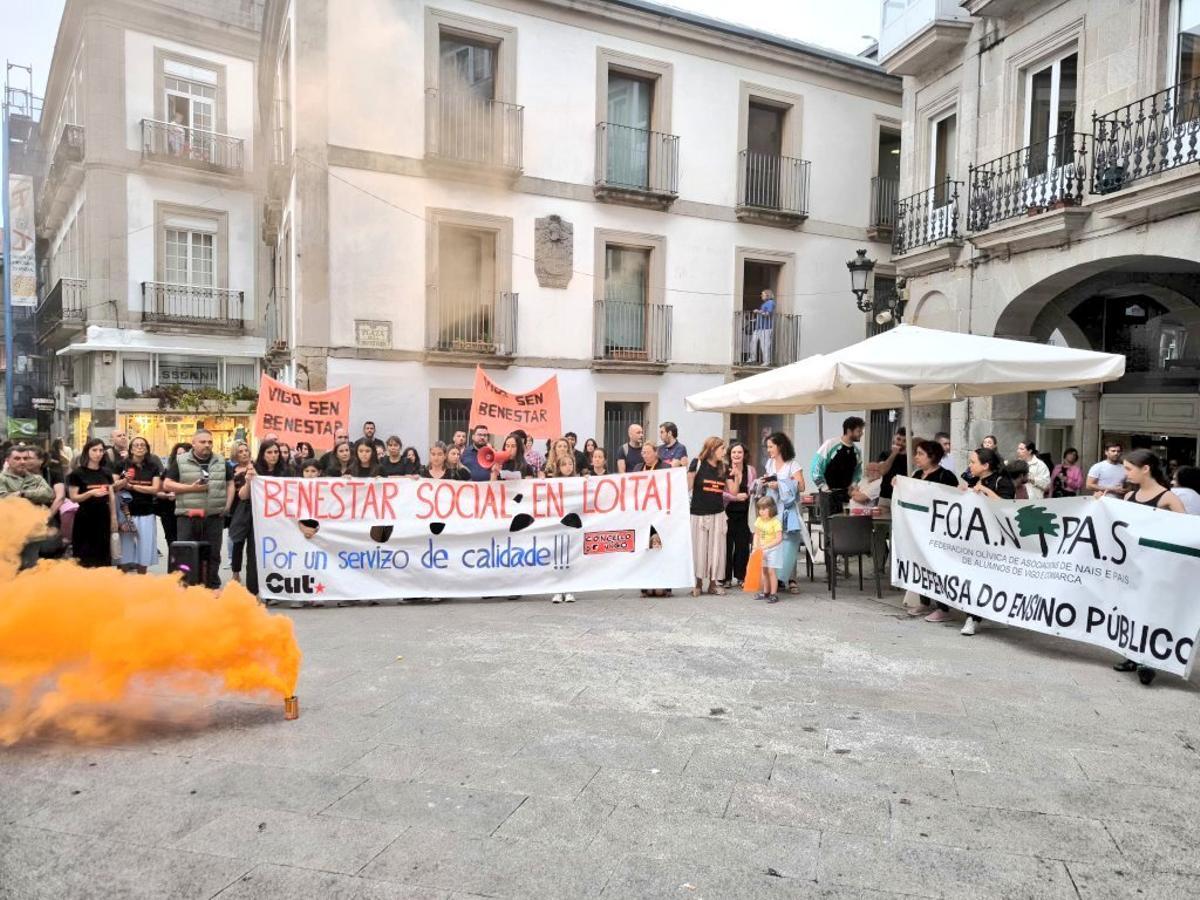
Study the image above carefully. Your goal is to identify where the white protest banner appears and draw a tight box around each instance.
[6,175,38,307]
[250,469,693,602]
[890,477,1200,677]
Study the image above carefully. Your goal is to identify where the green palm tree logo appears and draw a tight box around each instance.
[1014,506,1060,557]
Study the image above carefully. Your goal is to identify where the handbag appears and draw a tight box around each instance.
[228,501,253,543]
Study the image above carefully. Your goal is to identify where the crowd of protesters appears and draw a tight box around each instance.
[4,417,1200,676]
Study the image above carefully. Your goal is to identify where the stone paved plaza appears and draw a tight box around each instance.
[2,582,1199,899]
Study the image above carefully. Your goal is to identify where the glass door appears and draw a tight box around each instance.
[604,245,649,356]
[606,73,653,188]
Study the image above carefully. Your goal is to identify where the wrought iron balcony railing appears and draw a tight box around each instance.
[141,119,245,173]
[967,132,1090,231]
[427,291,518,356]
[593,299,672,364]
[36,277,87,341]
[733,310,801,368]
[595,123,679,197]
[424,89,523,171]
[141,282,244,327]
[1092,75,1200,194]
[736,150,810,217]
[893,178,962,255]
[870,175,899,230]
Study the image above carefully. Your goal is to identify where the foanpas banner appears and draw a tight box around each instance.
[249,469,693,602]
[890,477,1200,677]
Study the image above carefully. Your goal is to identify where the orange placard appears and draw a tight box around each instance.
[742,548,763,593]
[254,374,351,451]
[470,367,562,439]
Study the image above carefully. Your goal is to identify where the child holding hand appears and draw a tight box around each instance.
[753,496,783,603]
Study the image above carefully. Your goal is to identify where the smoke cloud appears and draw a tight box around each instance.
[0,498,301,745]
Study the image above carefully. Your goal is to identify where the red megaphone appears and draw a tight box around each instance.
[478,445,513,468]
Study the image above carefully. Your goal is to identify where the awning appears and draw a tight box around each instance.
[57,326,267,360]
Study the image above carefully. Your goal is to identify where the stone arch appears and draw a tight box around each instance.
[909,289,956,331]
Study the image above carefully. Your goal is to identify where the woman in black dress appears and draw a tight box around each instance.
[906,439,959,623]
[956,447,1015,636]
[350,439,381,477]
[67,438,116,568]
[723,441,755,587]
[399,447,422,476]
[236,440,289,596]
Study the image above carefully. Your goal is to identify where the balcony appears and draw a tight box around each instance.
[732,310,802,370]
[1090,76,1200,222]
[594,123,679,210]
[878,0,973,76]
[426,292,518,359]
[892,178,964,276]
[141,119,245,174]
[35,277,87,345]
[36,123,85,237]
[868,175,899,240]
[966,133,1091,254]
[735,150,810,227]
[424,89,523,176]
[593,299,672,368]
[141,282,245,331]
[959,0,1027,16]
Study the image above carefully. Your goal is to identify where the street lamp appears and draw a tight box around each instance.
[846,249,875,313]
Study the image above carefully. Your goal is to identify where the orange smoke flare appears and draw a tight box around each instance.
[0,497,301,745]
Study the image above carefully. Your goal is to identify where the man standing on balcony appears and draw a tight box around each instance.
[746,289,776,366]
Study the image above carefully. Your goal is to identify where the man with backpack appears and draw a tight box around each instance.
[810,416,865,513]
[616,423,646,474]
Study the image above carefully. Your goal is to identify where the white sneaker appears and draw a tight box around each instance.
[551,594,563,603]
[564,593,576,603]
[961,618,977,636]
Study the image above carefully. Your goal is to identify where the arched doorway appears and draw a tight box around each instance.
[993,256,1200,471]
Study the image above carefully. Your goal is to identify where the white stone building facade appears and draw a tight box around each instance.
[259,0,901,461]
[33,0,265,452]
[881,0,1200,470]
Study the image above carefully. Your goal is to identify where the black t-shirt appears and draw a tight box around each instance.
[981,471,1016,500]
[68,467,114,507]
[123,458,164,516]
[879,453,908,500]
[619,442,644,472]
[689,458,726,515]
[380,458,408,477]
[913,467,958,489]
[824,443,859,491]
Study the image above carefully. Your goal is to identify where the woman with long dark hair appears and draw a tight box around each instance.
[490,432,534,480]
[758,432,805,594]
[399,446,422,477]
[688,436,729,595]
[1108,449,1185,685]
[956,447,1016,636]
[906,439,958,622]
[236,439,289,596]
[723,441,756,587]
[67,438,116,568]
[582,438,599,474]
[350,438,382,477]
[118,436,163,574]
[292,441,316,476]
[325,439,353,477]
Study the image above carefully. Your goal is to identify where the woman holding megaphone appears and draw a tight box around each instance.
[486,432,535,481]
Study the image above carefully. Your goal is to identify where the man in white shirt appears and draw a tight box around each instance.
[1086,442,1127,496]
[935,432,954,471]
[849,461,883,511]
